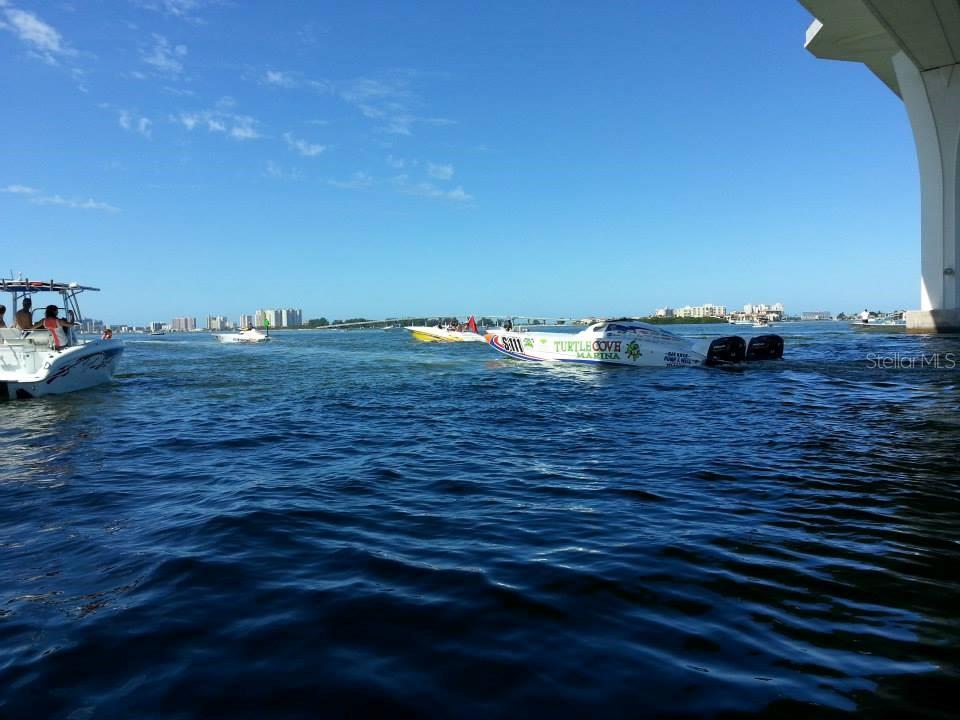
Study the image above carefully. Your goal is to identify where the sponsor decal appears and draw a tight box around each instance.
[498,336,528,354]
[45,348,121,384]
[553,339,622,360]
[664,351,696,366]
[625,341,641,361]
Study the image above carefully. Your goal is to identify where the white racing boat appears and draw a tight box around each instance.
[0,279,124,399]
[214,327,271,344]
[484,319,784,368]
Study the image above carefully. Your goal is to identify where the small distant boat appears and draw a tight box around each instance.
[752,316,773,328]
[149,330,166,336]
[383,325,401,331]
[214,327,271,344]
[728,318,752,326]
[850,313,906,333]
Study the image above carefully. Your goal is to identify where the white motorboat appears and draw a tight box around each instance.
[850,312,906,333]
[0,279,124,399]
[752,316,773,328]
[214,327,271,344]
[484,319,783,368]
[728,318,752,326]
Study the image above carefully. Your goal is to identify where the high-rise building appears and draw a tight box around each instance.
[171,317,197,331]
[674,304,727,318]
[149,321,165,332]
[206,315,228,331]
[281,308,302,328]
[255,309,283,328]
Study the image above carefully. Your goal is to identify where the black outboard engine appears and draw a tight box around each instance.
[746,334,784,361]
[705,336,746,366]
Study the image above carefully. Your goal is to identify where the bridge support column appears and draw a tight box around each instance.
[895,52,960,332]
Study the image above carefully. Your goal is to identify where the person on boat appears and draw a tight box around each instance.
[0,304,6,328]
[14,297,33,329]
[101,327,113,340]
[35,304,76,351]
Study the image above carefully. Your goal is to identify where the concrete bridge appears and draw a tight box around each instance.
[800,0,960,332]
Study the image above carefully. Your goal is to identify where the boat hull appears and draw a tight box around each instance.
[0,339,124,399]
[484,329,709,367]
[850,322,906,333]
[484,323,784,368]
[215,332,271,343]
[405,326,486,343]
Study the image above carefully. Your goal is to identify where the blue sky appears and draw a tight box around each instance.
[1,1,919,324]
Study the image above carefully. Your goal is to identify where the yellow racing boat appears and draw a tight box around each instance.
[405,316,486,343]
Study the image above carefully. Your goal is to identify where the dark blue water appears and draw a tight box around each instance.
[2,324,958,719]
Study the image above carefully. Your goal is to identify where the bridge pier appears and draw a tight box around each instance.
[799,1,960,332]
[895,54,960,332]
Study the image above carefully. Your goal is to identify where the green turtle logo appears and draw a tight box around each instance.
[625,340,641,361]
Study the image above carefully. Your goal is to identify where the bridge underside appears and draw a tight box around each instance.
[800,0,960,332]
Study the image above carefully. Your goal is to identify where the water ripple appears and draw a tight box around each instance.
[1,325,959,718]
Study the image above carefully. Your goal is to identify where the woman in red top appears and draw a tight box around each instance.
[35,304,76,350]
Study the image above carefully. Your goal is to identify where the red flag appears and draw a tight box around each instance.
[467,315,479,334]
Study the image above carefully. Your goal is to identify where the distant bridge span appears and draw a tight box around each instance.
[800,0,960,332]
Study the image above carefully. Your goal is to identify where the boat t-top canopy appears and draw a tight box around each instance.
[2,278,100,323]
[0,279,100,293]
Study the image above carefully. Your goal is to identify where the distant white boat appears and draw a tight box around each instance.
[850,313,906,333]
[214,327,271,344]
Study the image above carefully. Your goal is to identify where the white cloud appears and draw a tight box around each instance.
[0,2,76,64]
[265,161,300,180]
[393,175,471,202]
[118,110,153,138]
[172,106,260,140]
[31,195,119,212]
[427,162,453,180]
[261,69,332,94]
[386,155,405,169]
[327,172,373,191]
[2,183,118,212]
[339,74,454,136]
[264,70,297,88]
[284,132,325,157]
[142,34,187,75]
[134,0,209,23]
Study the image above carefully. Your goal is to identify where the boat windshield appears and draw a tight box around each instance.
[589,320,679,339]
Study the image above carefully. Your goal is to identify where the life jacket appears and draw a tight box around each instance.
[43,317,63,350]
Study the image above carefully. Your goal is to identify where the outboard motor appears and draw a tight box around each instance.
[746,334,784,361]
[704,336,746,366]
